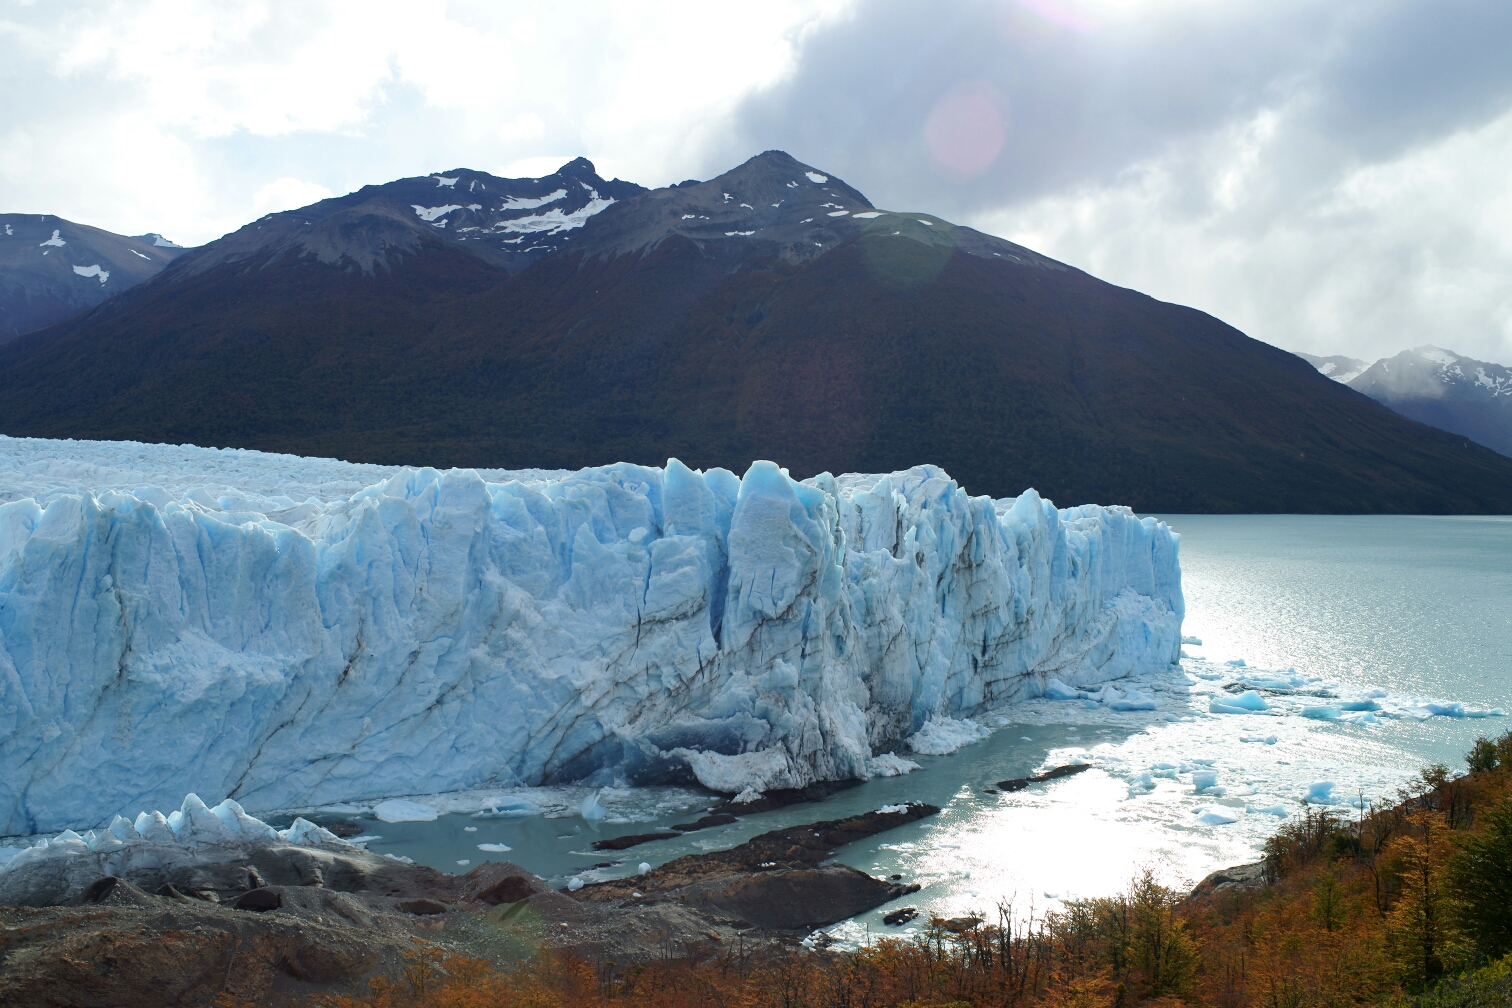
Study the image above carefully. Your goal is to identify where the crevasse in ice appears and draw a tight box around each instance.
[0,450,1182,834]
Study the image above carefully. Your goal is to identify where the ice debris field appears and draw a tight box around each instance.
[0,793,373,902]
[0,436,1182,836]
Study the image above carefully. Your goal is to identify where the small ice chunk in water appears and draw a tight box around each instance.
[1193,806,1240,826]
[1248,803,1290,817]
[638,862,651,875]
[472,799,533,819]
[1109,689,1158,711]
[374,799,439,822]
[1240,735,1278,744]
[1304,782,1336,804]
[1181,636,1202,645]
[869,753,921,777]
[1211,691,1270,714]
[581,790,607,821]
[1191,770,1220,791]
[1044,679,1079,700]
[568,876,584,890]
[1225,659,1247,667]
[477,843,513,852]
[1303,706,1342,720]
[906,716,991,754]
[464,826,477,832]
[457,859,470,865]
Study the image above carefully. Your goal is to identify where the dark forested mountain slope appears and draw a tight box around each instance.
[1,152,1510,513]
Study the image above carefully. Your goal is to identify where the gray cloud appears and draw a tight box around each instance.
[722,1,1512,216]
[718,0,1512,363]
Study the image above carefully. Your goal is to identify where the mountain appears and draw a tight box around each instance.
[1347,346,1512,457]
[164,157,644,284]
[1296,352,1370,384]
[2,151,1512,513]
[0,215,187,341]
[1295,346,1512,457]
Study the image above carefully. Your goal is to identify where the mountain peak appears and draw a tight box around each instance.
[1410,345,1460,365]
[556,156,599,178]
[711,151,872,208]
[562,149,1059,272]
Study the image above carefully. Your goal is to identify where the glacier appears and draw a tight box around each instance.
[0,436,1182,835]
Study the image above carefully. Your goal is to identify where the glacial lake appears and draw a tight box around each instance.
[328,514,1512,943]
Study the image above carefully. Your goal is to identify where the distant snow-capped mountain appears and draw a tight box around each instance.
[1297,345,1512,457]
[1296,351,1370,384]
[0,215,188,341]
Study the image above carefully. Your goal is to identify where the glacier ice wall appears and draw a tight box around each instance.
[0,440,1182,834]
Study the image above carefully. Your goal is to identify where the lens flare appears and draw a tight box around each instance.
[1013,0,1099,34]
[923,82,1007,181]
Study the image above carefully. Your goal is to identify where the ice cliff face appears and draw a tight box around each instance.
[0,440,1182,834]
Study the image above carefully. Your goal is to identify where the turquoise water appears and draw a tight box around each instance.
[346,515,1512,940]
[1168,514,1512,769]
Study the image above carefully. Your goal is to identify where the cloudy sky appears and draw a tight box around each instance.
[3,0,1509,363]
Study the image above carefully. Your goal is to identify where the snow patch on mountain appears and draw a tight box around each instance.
[71,264,109,283]
[411,204,466,222]
[38,231,65,247]
[495,196,616,234]
[0,436,1180,835]
[500,189,568,211]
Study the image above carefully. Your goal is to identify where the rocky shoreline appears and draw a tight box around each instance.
[0,795,938,1005]
[0,785,1280,1006]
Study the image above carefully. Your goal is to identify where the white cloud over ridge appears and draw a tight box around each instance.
[0,0,1508,364]
[0,0,850,243]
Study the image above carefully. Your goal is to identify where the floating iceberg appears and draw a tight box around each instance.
[868,753,921,777]
[1044,679,1080,701]
[1303,782,1337,804]
[373,800,439,823]
[1210,691,1271,715]
[906,716,992,755]
[1109,689,1159,712]
[580,790,608,822]
[0,440,1182,833]
[1193,805,1241,826]
[1247,803,1290,818]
